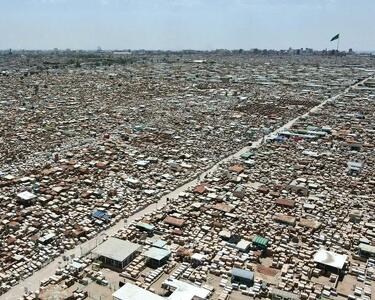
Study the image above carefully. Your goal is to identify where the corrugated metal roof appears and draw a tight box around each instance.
[253,235,269,247]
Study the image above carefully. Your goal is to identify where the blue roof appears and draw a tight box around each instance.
[92,210,109,220]
[274,135,287,142]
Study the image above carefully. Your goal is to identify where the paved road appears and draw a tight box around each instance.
[2,75,372,300]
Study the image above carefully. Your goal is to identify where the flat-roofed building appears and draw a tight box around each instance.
[231,268,254,287]
[298,218,321,230]
[92,238,141,270]
[113,280,210,300]
[152,239,168,249]
[347,161,363,175]
[164,216,185,227]
[275,198,295,208]
[313,249,347,274]
[358,243,375,258]
[271,288,300,300]
[165,278,211,300]
[113,283,163,300]
[236,239,251,252]
[144,247,171,268]
[135,222,155,234]
[273,214,296,226]
[17,191,36,205]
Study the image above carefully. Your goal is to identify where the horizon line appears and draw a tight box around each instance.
[1,48,372,52]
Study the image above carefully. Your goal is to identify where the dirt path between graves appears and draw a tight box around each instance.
[1,75,373,300]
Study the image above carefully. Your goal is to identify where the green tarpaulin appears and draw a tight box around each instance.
[252,235,269,248]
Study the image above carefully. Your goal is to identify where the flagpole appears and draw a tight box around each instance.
[335,36,340,65]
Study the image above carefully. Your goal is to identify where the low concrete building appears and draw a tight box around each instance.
[92,238,141,270]
[236,239,251,252]
[313,249,347,274]
[231,268,254,286]
[164,216,185,227]
[164,278,210,300]
[113,280,210,300]
[113,283,163,300]
[17,191,36,205]
[144,247,171,268]
[191,253,206,267]
[135,222,155,234]
[347,161,363,175]
[271,288,300,300]
[38,232,56,244]
[358,243,375,258]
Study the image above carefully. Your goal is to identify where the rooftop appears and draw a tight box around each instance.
[359,243,375,254]
[113,283,163,300]
[92,238,141,262]
[313,249,348,270]
[271,288,300,300]
[252,235,269,247]
[17,191,36,201]
[231,268,254,280]
[144,247,171,261]
[164,279,211,300]
[112,280,210,300]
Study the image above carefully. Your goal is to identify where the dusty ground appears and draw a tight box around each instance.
[337,274,358,296]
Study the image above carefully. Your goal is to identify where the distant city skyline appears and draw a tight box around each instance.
[0,0,374,51]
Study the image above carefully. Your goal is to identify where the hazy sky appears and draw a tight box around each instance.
[0,0,374,51]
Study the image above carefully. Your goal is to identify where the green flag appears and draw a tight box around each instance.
[330,34,339,42]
